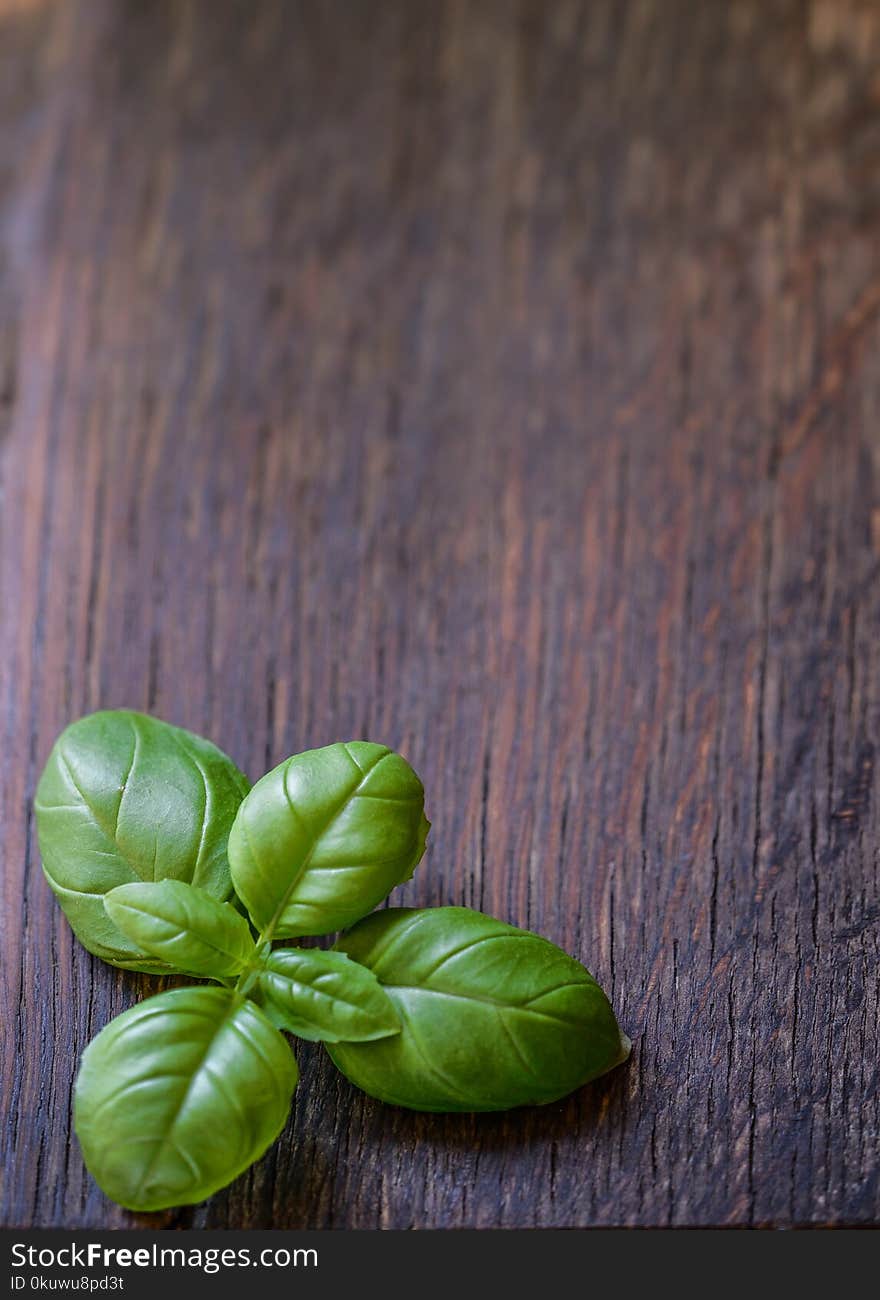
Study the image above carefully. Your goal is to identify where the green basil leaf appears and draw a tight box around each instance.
[255,947,401,1042]
[327,907,631,1112]
[35,710,249,973]
[227,741,429,939]
[74,986,297,1211]
[104,880,256,978]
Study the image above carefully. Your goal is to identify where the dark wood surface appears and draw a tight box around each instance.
[2,0,879,1229]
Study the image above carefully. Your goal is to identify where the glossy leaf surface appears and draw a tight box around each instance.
[74,987,298,1211]
[105,880,256,978]
[328,907,631,1111]
[255,946,401,1042]
[36,711,249,971]
[227,741,429,938]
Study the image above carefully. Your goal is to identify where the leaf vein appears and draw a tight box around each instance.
[261,747,390,938]
[394,1000,474,1104]
[495,1009,540,1079]
[165,727,212,879]
[386,985,589,1026]
[112,717,140,847]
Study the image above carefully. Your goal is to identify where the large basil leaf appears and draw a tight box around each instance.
[35,711,250,972]
[104,881,256,978]
[74,986,298,1211]
[327,907,631,1111]
[227,741,429,939]
[255,947,401,1042]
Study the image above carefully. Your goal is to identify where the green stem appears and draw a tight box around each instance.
[233,935,273,997]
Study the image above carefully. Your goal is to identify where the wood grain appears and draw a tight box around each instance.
[1,0,879,1228]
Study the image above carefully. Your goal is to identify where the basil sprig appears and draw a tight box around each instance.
[36,710,630,1212]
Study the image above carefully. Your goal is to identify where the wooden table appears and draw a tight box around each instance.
[1,0,878,1230]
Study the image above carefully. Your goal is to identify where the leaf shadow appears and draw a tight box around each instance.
[359,1051,635,1155]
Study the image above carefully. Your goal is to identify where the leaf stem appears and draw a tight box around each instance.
[233,936,273,997]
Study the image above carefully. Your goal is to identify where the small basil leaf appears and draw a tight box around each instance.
[35,710,249,973]
[255,947,401,1042]
[327,907,631,1112]
[104,881,256,978]
[227,741,429,939]
[74,986,297,1211]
